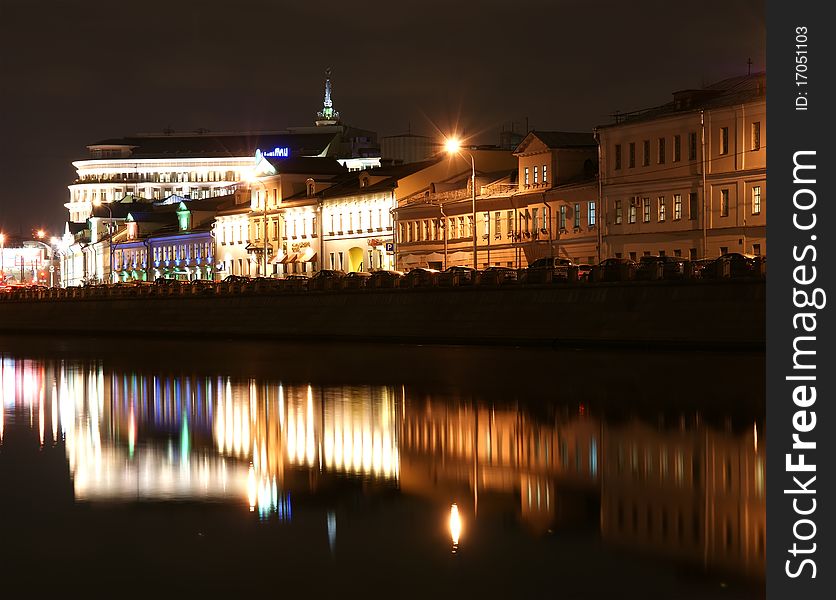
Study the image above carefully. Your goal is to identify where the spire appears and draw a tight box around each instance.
[316,67,340,126]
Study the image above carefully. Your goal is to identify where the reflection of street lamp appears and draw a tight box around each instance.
[444,138,477,269]
[93,199,114,283]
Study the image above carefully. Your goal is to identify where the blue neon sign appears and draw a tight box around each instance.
[262,147,290,158]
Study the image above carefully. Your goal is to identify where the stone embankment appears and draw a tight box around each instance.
[0,279,764,349]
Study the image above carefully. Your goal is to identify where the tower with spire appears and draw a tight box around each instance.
[316,67,341,126]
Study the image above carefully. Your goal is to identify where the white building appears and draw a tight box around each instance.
[65,131,341,224]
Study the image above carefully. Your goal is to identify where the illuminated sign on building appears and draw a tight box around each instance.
[262,147,290,158]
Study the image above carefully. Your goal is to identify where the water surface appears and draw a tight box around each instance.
[0,337,764,598]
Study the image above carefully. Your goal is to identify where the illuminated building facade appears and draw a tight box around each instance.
[394,139,596,269]
[65,131,340,224]
[596,72,766,260]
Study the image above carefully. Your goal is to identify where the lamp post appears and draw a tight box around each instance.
[93,200,114,283]
[445,138,477,270]
[0,232,5,284]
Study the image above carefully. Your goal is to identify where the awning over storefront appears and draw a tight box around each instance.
[303,253,318,263]
[280,253,298,264]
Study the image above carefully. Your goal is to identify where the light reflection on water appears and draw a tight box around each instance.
[0,353,765,592]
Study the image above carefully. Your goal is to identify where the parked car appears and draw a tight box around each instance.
[154,277,182,286]
[480,266,518,285]
[342,271,372,289]
[702,253,759,279]
[690,258,714,279]
[576,264,593,282]
[368,270,403,288]
[525,257,574,283]
[439,266,479,286]
[597,257,637,282]
[310,269,346,280]
[403,267,439,288]
[280,273,310,290]
[636,255,688,280]
[223,274,250,283]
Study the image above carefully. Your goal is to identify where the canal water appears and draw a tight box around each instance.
[0,336,764,598]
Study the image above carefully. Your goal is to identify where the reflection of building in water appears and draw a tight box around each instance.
[600,420,765,577]
[400,397,765,577]
[2,360,402,512]
[398,400,601,533]
[1,355,764,578]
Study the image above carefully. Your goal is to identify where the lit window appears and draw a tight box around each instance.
[673,194,682,220]
[752,186,762,214]
[720,189,729,217]
[524,167,530,186]
[615,199,623,224]
[642,197,650,222]
[573,203,580,228]
[720,127,729,155]
[533,166,539,185]
[587,201,596,226]
[542,164,548,183]
[657,196,666,222]
[751,122,761,151]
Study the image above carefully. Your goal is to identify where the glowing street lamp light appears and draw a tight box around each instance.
[444,137,477,270]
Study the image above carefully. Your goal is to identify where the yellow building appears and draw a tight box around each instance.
[596,73,766,260]
[395,134,599,269]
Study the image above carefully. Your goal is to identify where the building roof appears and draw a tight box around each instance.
[86,131,339,159]
[514,131,597,155]
[264,156,348,175]
[599,72,766,128]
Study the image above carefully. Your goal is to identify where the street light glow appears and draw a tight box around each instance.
[36,229,45,239]
[444,138,462,154]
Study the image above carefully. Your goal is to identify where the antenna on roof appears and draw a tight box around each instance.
[747,57,753,75]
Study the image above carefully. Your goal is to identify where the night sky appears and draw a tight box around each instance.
[0,0,764,236]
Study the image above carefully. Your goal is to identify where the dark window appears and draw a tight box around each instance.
[752,122,761,151]
[628,143,636,168]
[688,192,698,220]
[673,135,681,162]
[642,140,650,166]
[688,132,698,161]
[614,144,622,170]
[658,138,666,164]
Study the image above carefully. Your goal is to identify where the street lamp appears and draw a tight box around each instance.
[93,199,114,283]
[444,138,477,270]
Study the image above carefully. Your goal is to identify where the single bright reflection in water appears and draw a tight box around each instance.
[449,503,461,553]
